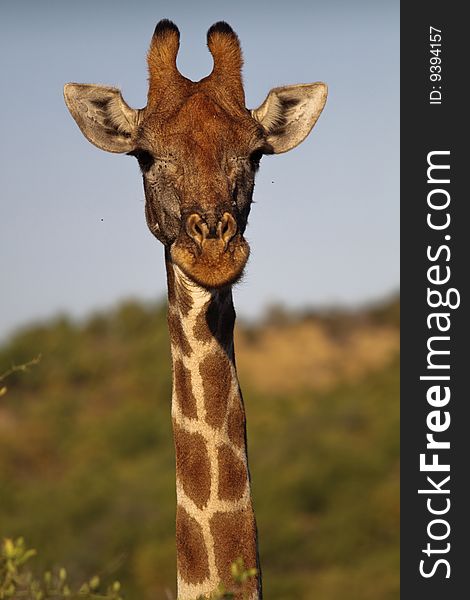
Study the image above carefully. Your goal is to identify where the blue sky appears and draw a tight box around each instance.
[0,0,398,339]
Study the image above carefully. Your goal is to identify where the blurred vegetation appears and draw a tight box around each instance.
[0,296,399,599]
[0,538,253,600]
[0,537,122,600]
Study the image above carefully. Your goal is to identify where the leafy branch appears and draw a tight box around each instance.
[0,355,41,397]
[0,538,122,600]
[199,558,258,600]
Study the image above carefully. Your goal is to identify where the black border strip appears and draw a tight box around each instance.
[401,3,467,598]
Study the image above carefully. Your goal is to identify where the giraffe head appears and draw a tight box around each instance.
[64,20,327,289]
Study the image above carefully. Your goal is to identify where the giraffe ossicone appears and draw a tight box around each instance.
[64,19,327,600]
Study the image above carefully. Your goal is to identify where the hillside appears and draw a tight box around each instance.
[0,297,399,599]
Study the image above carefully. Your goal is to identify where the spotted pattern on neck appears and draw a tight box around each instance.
[166,256,261,599]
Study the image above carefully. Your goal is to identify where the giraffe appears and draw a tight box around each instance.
[64,20,327,600]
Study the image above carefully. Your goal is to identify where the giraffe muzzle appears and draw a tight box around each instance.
[186,212,237,251]
[171,211,249,289]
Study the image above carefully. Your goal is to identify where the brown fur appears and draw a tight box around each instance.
[174,278,194,318]
[141,89,259,288]
[174,359,198,419]
[165,250,178,306]
[227,396,247,449]
[217,444,247,501]
[168,310,192,357]
[176,505,210,584]
[206,26,245,106]
[171,238,249,290]
[147,22,190,111]
[199,352,233,429]
[193,299,218,344]
[174,424,211,509]
[210,509,258,597]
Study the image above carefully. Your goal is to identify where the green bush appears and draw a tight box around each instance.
[0,537,122,600]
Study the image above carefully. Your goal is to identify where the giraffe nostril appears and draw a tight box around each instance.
[186,214,208,247]
[218,213,237,247]
[186,212,237,249]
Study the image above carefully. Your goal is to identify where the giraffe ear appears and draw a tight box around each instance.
[64,83,140,153]
[251,83,327,154]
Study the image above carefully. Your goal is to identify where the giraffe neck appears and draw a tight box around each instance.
[165,253,261,600]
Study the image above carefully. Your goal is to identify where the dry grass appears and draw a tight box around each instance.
[236,312,399,393]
